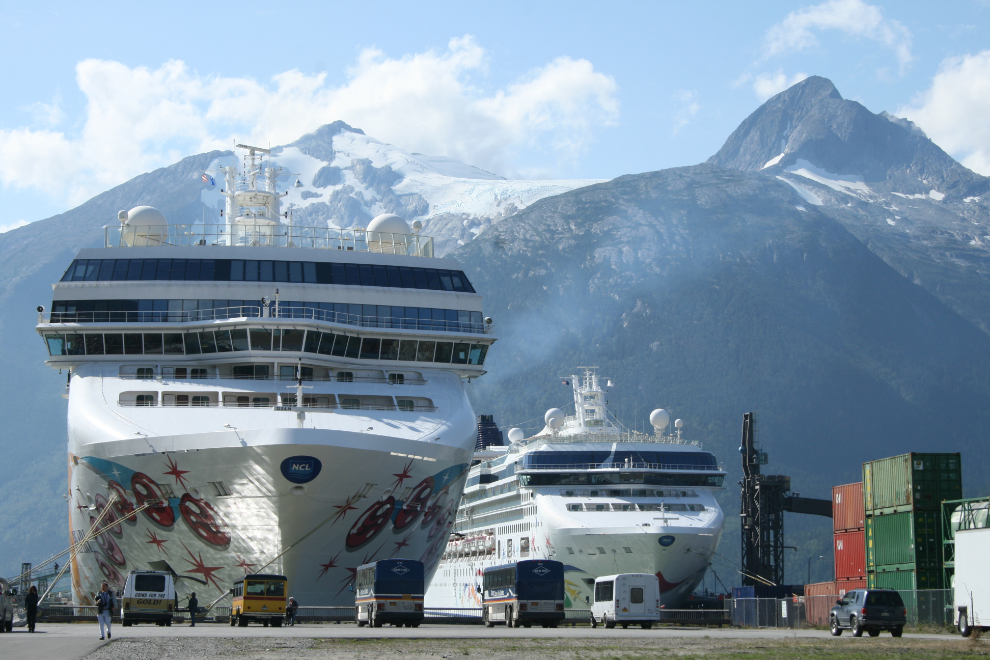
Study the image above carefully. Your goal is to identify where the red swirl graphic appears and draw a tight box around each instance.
[108,480,137,522]
[90,516,126,566]
[427,501,454,540]
[131,472,175,527]
[94,494,122,536]
[179,493,231,549]
[393,477,433,530]
[346,497,395,548]
[95,553,124,588]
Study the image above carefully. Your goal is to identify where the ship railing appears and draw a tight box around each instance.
[105,223,434,257]
[517,462,724,472]
[44,308,489,335]
[116,400,436,412]
[117,373,427,385]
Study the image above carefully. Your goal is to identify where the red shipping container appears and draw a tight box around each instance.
[836,578,866,595]
[833,482,865,532]
[835,530,866,580]
[804,581,837,627]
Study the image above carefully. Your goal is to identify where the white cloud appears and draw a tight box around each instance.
[762,0,912,73]
[0,219,29,234]
[0,36,618,206]
[897,51,990,176]
[752,71,809,101]
[671,90,701,135]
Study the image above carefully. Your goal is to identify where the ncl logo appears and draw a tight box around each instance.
[280,456,323,484]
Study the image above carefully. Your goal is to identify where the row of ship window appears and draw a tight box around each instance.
[50,300,485,333]
[565,502,707,512]
[44,328,489,365]
[120,392,433,412]
[60,258,476,292]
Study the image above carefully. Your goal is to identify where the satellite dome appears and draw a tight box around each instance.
[367,213,411,235]
[507,428,525,443]
[124,206,167,227]
[545,408,565,429]
[674,419,684,429]
[649,409,670,431]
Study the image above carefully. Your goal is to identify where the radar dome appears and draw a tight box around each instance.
[507,428,525,443]
[124,206,167,227]
[367,213,411,235]
[674,419,683,429]
[545,408,565,429]
[649,409,670,431]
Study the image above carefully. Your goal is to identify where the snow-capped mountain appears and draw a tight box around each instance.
[247,121,603,255]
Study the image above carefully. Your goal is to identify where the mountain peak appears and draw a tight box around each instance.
[707,76,988,199]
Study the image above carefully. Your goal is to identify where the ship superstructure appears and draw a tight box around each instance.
[37,144,494,606]
[425,369,725,610]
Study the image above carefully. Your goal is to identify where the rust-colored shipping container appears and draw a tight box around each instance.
[804,581,837,627]
[833,482,865,532]
[836,578,866,595]
[835,530,866,580]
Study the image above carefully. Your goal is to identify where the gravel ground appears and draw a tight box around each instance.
[83,635,990,660]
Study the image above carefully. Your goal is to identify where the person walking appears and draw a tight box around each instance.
[95,582,116,640]
[286,597,298,626]
[25,585,39,633]
[188,592,198,627]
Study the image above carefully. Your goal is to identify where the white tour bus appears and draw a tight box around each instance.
[590,573,660,629]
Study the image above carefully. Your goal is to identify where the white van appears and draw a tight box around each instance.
[590,574,660,629]
[121,570,177,627]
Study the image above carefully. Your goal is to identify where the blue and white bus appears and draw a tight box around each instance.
[482,560,565,628]
[355,559,425,628]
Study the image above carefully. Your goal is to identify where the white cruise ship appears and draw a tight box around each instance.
[36,144,494,607]
[425,369,725,611]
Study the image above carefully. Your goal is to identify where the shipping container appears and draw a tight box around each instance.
[863,453,962,514]
[835,530,866,580]
[866,511,942,570]
[836,578,866,595]
[953,528,990,634]
[833,482,865,532]
[804,581,837,627]
[868,568,944,590]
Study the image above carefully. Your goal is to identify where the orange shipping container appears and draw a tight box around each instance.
[835,530,866,580]
[804,581,837,627]
[833,482,865,532]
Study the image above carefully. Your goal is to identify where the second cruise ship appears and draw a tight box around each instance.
[425,368,726,611]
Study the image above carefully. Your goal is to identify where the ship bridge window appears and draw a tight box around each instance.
[518,450,718,471]
[520,473,724,488]
[279,365,314,380]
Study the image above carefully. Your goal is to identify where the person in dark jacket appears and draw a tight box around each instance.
[25,585,39,633]
[286,597,298,626]
[95,582,115,640]
[188,593,198,627]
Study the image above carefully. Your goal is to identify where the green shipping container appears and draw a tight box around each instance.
[863,453,962,514]
[868,568,944,590]
[866,511,942,570]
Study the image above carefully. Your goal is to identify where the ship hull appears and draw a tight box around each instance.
[425,522,723,610]
[68,431,470,607]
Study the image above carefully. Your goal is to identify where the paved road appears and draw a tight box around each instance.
[4,620,957,660]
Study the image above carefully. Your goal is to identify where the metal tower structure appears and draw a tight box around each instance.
[739,412,832,587]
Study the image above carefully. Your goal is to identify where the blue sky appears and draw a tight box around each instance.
[1,0,989,230]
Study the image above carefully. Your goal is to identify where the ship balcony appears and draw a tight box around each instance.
[105,223,434,257]
[42,306,491,335]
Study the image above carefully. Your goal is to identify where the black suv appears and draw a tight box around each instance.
[830,589,906,637]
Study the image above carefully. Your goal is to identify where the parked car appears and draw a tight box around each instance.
[829,589,906,637]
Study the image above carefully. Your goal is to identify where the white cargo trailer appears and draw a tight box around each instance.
[590,574,660,629]
[954,527,990,636]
